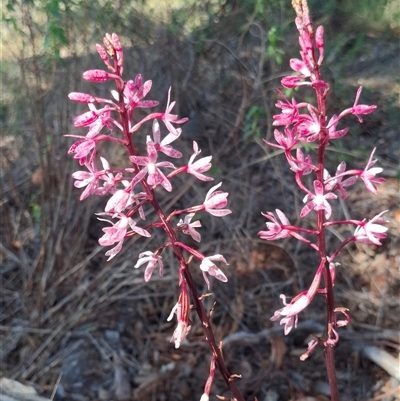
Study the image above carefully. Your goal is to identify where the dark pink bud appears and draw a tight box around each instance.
[315,26,325,65]
[352,104,377,115]
[315,26,324,49]
[73,110,98,127]
[111,33,123,66]
[82,69,112,82]
[96,44,108,62]
[111,33,121,51]
[96,44,114,71]
[281,75,302,88]
[68,92,96,103]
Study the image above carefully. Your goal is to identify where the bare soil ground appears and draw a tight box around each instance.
[1,13,399,401]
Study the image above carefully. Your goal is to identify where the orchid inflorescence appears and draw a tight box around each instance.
[68,32,231,324]
[257,0,387,398]
[67,33,246,400]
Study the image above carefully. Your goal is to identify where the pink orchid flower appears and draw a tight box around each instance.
[178,213,202,243]
[200,254,228,289]
[203,183,231,217]
[301,180,337,219]
[134,251,163,282]
[130,142,176,191]
[259,209,291,240]
[97,212,151,260]
[271,261,324,335]
[360,148,385,194]
[353,211,388,245]
[187,141,213,182]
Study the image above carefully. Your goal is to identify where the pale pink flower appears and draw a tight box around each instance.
[203,183,231,217]
[315,25,324,65]
[96,43,113,71]
[290,58,312,77]
[85,105,115,138]
[134,251,163,282]
[327,115,349,140]
[178,213,202,242]
[146,120,182,158]
[105,185,146,218]
[73,109,99,128]
[350,86,377,123]
[296,105,321,142]
[95,157,122,196]
[66,135,98,165]
[273,91,301,127]
[105,189,134,213]
[187,141,213,181]
[288,148,313,175]
[271,261,323,335]
[167,288,191,348]
[301,180,337,219]
[324,162,357,199]
[129,142,175,191]
[353,211,388,245]
[259,209,291,240]
[111,33,123,67]
[169,319,191,349]
[360,148,384,194]
[97,212,151,260]
[266,127,299,151]
[200,254,228,289]
[161,88,188,137]
[111,74,159,110]
[72,161,103,200]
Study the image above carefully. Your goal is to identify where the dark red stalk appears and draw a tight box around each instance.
[308,6,340,400]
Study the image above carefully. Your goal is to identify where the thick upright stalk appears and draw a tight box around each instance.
[315,88,340,401]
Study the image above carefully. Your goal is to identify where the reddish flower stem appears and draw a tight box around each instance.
[312,17,340,401]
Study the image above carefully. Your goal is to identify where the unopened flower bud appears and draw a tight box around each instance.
[315,26,324,50]
[103,33,115,56]
[96,44,108,62]
[68,92,96,103]
[111,33,123,66]
[82,69,112,82]
[96,44,114,71]
[281,75,303,88]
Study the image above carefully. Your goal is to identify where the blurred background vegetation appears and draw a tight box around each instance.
[0,0,399,400]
